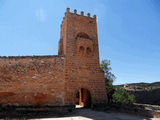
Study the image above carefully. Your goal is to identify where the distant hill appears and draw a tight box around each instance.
[116,82,160,106]
[117,82,160,91]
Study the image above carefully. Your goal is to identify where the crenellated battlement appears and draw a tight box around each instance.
[65,8,96,19]
[61,8,96,28]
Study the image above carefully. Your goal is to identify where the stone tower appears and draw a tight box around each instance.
[58,8,107,107]
[0,8,107,109]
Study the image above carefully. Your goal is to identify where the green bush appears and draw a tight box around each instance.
[100,59,135,105]
[100,60,116,103]
[106,81,115,103]
[112,87,135,105]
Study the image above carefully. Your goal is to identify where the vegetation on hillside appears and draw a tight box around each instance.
[112,87,135,104]
[118,82,160,106]
[100,59,135,105]
[117,82,160,91]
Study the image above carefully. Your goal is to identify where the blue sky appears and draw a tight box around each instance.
[0,0,160,85]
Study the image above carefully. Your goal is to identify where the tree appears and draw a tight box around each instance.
[100,59,116,103]
[100,60,116,83]
[112,87,135,105]
[100,59,135,105]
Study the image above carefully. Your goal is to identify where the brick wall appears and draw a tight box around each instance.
[60,8,107,106]
[0,8,108,107]
[0,56,65,106]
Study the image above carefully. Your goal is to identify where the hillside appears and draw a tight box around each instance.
[116,82,160,106]
[117,82,160,91]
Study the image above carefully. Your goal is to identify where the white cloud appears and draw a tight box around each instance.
[35,8,46,22]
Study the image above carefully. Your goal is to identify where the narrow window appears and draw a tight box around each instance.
[86,47,92,56]
[79,46,84,56]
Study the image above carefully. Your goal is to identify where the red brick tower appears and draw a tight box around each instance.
[58,8,107,107]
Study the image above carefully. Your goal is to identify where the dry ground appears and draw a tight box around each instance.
[30,108,159,120]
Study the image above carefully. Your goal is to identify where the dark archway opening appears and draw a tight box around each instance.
[76,32,90,39]
[75,88,91,108]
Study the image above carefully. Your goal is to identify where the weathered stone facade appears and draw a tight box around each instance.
[0,8,107,108]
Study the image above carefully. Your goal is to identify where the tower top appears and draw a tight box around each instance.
[59,8,99,57]
[65,8,96,19]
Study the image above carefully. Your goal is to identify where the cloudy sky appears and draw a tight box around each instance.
[0,0,160,85]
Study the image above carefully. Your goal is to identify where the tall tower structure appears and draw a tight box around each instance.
[58,8,107,107]
[0,8,107,109]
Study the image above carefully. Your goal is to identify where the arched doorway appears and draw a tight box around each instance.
[75,88,91,108]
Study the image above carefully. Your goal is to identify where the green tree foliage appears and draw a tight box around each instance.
[100,59,135,104]
[100,60,116,103]
[112,87,135,105]
[100,60,116,83]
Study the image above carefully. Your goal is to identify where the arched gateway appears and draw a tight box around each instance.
[0,8,107,110]
[75,88,91,108]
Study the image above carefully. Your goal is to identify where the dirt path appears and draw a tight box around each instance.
[31,108,158,120]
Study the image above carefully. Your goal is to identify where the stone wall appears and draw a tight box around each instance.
[0,8,107,108]
[128,88,160,106]
[0,56,65,106]
[59,8,107,106]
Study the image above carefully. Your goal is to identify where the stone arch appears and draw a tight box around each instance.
[76,32,90,39]
[75,88,92,108]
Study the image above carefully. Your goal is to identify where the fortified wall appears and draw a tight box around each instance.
[0,56,65,106]
[0,8,107,108]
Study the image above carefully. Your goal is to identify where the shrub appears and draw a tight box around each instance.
[100,60,116,103]
[106,81,115,103]
[100,59,135,105]
[112,87,135,105]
